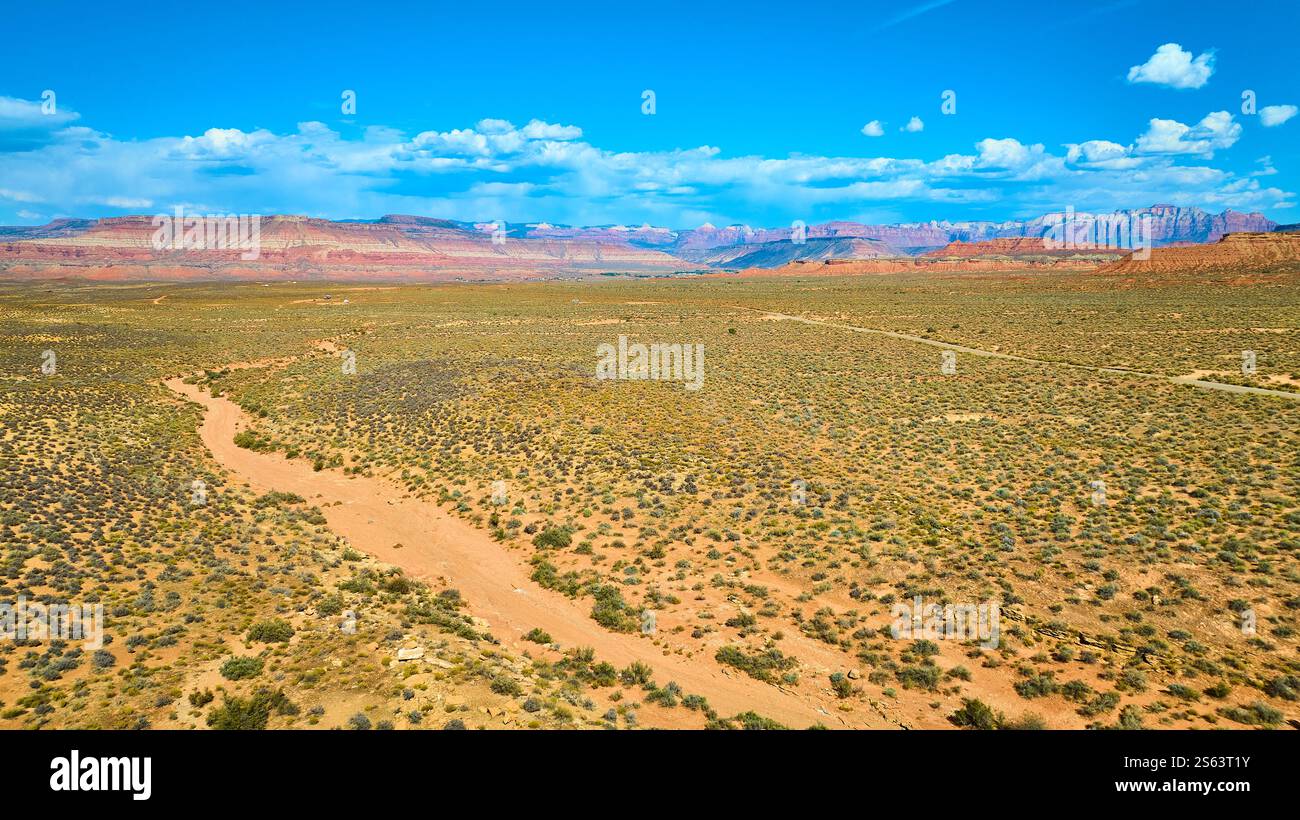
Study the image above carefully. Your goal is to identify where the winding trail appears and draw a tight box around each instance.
[163,371,881,729]
[732,306,1300,401]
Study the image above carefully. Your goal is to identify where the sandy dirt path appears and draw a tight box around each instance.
[734,306,1300,401]
[163,374,882,729]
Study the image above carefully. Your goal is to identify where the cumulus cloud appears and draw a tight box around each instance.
[1127,43,1215,89]
[0,96,80,131]
[1259,104,1297,127]
[0,97,1288,226]
[861,120,884,137]
[1135,111,1241,157]
[1065,140,1143,170]
[173,127,278,160]
[901,116,924,132]
[521,119,583,140]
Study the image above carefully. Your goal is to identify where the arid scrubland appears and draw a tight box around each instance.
[1,270,1297,730]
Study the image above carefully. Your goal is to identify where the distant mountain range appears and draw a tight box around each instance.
[0,206,1279,282]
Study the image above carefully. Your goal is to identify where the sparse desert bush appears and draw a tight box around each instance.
[206,689,297,730]
[949,698,1002,730]
[247,619,295,643]
[220,656,265,681]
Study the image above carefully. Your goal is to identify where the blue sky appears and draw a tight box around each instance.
[1,0,1296,228]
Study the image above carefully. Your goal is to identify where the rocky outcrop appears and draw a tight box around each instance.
[0,206,1280,281]
[673,206,1275,268]
[921,237,1127,261]
[1096,232,1300,276]
[0,215,693,282]
[687,237,903,267]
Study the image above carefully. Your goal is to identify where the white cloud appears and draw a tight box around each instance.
[99,196,153,208]
[1126,43,1215,89]
[0,97,1288,226]
[1259,104,1297,127]
[1065,140,1143,170]
[0,96,80,131]
[1135,111,1240,157]
[901,116,924,133]
[0,187,41,203]
[520,119,582,140]
[174,127,277,159]
[861,120,884,137]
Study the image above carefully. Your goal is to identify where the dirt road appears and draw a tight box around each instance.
[735,306,1300,401]
[163,373,885,729]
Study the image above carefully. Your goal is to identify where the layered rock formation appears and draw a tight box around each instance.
[671,205,1274,267]
[0,215,692,282]
[0,206,1281,281]
[1096,232,1300,276]
[921,237,1128,261]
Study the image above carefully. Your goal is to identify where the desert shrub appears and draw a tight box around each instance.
[524,628,552,644]
[490,675,522,696]
[949,698,1002,730]
[1078,691,1121,717]
[533,525,574,549]
[829,673,855,698]
[1004,713,1047,730]
[645,685,679,707]
[381,574,413,594]
[897,663,941,691]
[247,619,295,643]
[1115,705,1144,729]
[1204,681,1232,699]
[206,688,296,730]
[1219,702,1283,727]
[1166,683,1200,701]
[715,645,797,683]
[590,585,639,632]
[347,712,372,730]
[619,661,654,686]
[220,656,264,681]
[705,711,788,730]
[1263,675,1300,701]
[233,430,274,451]
[1116,668,1147,693]
[589,661,618,687]
[1014,671,1058,699]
